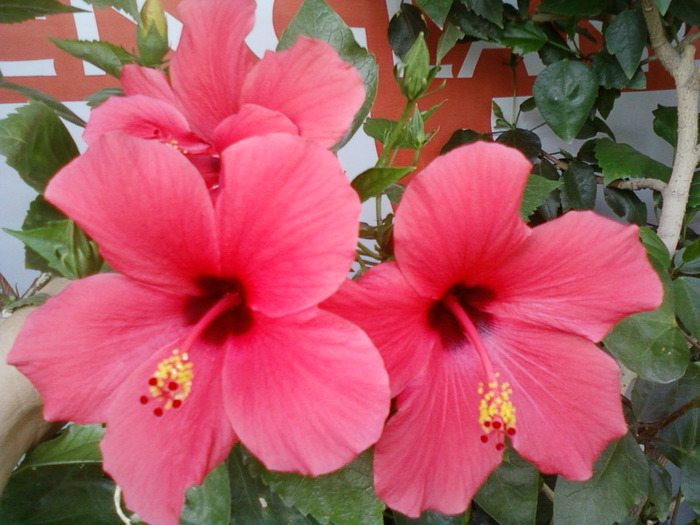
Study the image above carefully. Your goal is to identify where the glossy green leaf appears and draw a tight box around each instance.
[553,434,649,525]
[668,0,700,26]
[82,0,138,18]
[647,460,672,521]
[654,0,672,14]
[680,446,700,513]
[673,276,700,339]
[0,464,119,524]
[86,87,124,108]
[474,449,539,525]
[495,128,541,162]
[352,167,414,202]
[16,425,104,473]
[388,3,427,60]
[604,264,689,383]
[181,462,231,525]
[596,88,620,119]
[501,20,548,55]
[227,447,320,525]
[436,21,465,63]
[520,174,562,220]
[0,0,83,24]
[602,187,647,225]
[5,220,103,279]
[440,129,490,154]
[561,160,596,210]
[50,38,134,78]
[448,3,503,41]
[278,0,377,151]
[632,363,700,423]
[639,227,671,270]
[0,101,79,192]
[591,50,630,90]
[659,407,700,465]
[254,451,384,525]
[538,0,608,16]
[0,76,86,127]
[533,60,597,142]
[463,0,503,28]
[596,138,672,185]
[415,0,452,28]
[675,240,700,275]
[652,105,677,147]
[605,10,646,79]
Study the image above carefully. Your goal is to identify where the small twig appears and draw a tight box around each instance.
[20,273,52,300]
[637,394,700,437]
[113,486,131,525]
[608,178,668,192]
[540,151,569,171]
[669,488,683,525]
[541,482,555,502]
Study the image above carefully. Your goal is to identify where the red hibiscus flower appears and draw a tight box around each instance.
[324,141,663,518]
[7,133,390,525]
[83,0,365,184]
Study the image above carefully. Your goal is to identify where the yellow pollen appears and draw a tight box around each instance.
[143,349,193,415]
[478,377,516,440]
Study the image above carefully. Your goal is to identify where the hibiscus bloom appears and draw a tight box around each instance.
[83,0,365,184]
[323,141,663,517]
[7,133,390,525]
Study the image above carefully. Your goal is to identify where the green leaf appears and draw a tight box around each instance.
[463,0,503,28]
[604,264,689,383]
[0,464,119,524]
[533,60,597,142]
[393,509,469,524]
[605,10,647,79]
[0,101,79,192]
[520,174,562,220]
[278,0,377,151]
[639,227,671,270]
[3,293,49,312]
[388,3,427,60]
[449,2,503,41]
[474,449,539,525]
[227,447,321,525]
[399,33,432,101]
[553,434,649,525]
[352,167,414,202]
[50,38,134,78]
[675,240,700,274]
[596,88,620,119]
[561,160,596,210]
[652,105,677,147]
[137,0,169,67]
[415,0,452,28]
[86,87,124,108]
[680,446,700,513]
[5,220,104,279]
[437,21,465,63]
[255,451,384,525]
[440,129,491,154]
[16,425,104,473]
[0,77,86,127]
[602,187,647,225]
[658,406,700,465]
[632,362,700,422]
[496,128,541,162]
[538,0,608,17]
[595,138,672,185]
[668,0,700,26]
[501,20,548,55]
[654,0,672,15]
[673,276,700,339]
[647,459,673,521]
[0,0,84,24]
[181,462,231,525]
[81,0,139,18]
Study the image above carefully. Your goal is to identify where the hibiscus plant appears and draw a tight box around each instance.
[0,0,699,524]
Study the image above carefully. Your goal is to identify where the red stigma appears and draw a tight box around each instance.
[139,396,148,404]
[507,428,516,436]
[496,443,505,451]
[154,408,164,417]
[480,435,488,443]
[168,381,178,391]
[492,421,501,430]
[172,399,182,408]
[148,377,158,386]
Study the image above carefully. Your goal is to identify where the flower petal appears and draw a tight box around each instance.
[7,274,188,423]
[83,95,211,154]
[488,319,627,479]
[212,104,299,152]
[46,133,219,294]
[101,339,236,525]
[240,36,365,148]
[322,263,434,396]
[170,0,255,139]
[121,64,177,105]
[223,308,389,476]
[483,211,663,341]
[373,342,502,517]
[216,134,360,317]
[394,141,532,300]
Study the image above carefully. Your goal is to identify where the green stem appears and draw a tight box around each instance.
[376,102,414,168]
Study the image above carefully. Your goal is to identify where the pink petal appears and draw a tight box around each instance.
[240,36,365,148]
[101,338,236,525]
[488,319,627,479]
[394,141,532,300]
[170,0,255,139]
[7,274,188,423]
[121,64,177,105]
[222,308,389,476]
[483,211,663,342]
[83,95,212,155]
[216,134,360,317]
[46,133,220,295]
[212,104,299,152]
[373,342,502,517]
[322,263,434,396]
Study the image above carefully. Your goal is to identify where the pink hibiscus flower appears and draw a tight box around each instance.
[7,133,390,525]
[324,141,663,517]
[83,0,365,184]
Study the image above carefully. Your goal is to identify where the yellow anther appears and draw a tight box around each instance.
[146,349,193,412]
[477,377,516,437]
